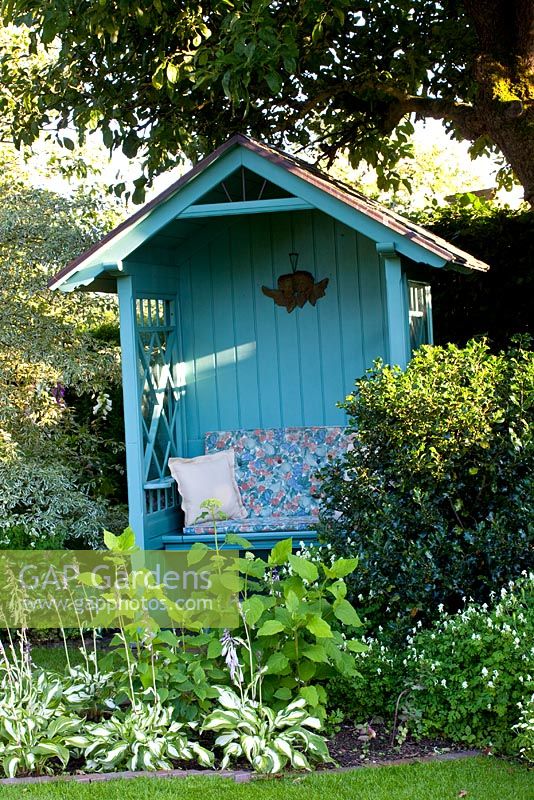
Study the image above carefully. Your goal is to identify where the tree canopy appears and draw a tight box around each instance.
[1,1,532,204]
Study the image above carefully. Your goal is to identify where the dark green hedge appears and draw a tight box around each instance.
[414,206,533,350]
[318,339,534,636]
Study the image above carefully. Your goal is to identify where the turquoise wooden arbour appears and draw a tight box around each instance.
[50,135,489,549]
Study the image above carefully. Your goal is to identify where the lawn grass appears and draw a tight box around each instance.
[30,645,85,672]
[0,758,530,800]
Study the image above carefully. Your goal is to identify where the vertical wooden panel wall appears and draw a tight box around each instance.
[131,208,388,457]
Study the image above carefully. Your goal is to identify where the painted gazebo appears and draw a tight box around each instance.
[50,135,489,550]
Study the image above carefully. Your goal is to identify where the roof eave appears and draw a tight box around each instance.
[49,133,490,289]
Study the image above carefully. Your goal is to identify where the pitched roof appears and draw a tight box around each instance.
[49,133,489,289]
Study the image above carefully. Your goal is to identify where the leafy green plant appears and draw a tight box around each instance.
[98,525,367,724]
[228,536,367,721]
[326,631,404,723]
[403,574,534,752]
[320,338,534,634]
[204,688,330,773]
[93,526,226,719]
[66,698,213,772]
[0,638,81,778]
[326,574,534,756]
[0,708,80,778]
[203,617,331,773]
[513,694,534,762]
[101,627,224,721]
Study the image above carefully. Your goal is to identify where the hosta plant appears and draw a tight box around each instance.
[61,661,117,714]
[66,698,213,772]
[0,671,81,778]
[203,687,331,773]
[0,711,81,779]
[203,622,331,774]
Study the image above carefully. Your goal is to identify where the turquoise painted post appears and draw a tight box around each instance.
[376,242,409,368]
[117,275,146,548]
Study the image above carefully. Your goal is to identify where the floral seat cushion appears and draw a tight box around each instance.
[183,426,349,535]
[184,515,318,535]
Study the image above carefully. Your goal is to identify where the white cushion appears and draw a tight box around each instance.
[168,450,246,527]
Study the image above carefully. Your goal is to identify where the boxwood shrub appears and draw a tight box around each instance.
[319,338,534,634]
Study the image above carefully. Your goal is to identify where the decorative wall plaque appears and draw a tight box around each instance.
[262,253,329,313]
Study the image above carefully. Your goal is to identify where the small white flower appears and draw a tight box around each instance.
[462,681,468,689]
[441,679,447,687]
[482,667,488,677]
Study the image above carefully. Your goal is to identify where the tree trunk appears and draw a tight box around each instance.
[484,109,534,206]
[461,0,534,205]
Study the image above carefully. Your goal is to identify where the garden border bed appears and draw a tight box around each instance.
[0,749,482,786]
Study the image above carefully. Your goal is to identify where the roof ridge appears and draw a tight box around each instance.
[49,133,490,289]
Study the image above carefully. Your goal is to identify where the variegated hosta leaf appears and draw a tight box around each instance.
[273,736,293,759]
[242,734,262,762]
[76,702,215,773]
[190,742,214,767]
[215,688,244,710]
[305,732,331,755]
[206,692,331,774]
[275,709,309,727]
[4,757,19,779]
[300,716,322,730]
[291,750,311,770]
[202,709,240,730]
[215,732,238,747]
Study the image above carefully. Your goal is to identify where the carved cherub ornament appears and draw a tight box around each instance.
[262,270,329,313]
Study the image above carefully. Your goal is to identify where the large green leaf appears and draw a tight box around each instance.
[187,542,209,565]
[299,685,319,708]
[284,589,300,614]
[104,526,136,553]
[269,538,293,566]
[302,643,329,662]
[257,619,286,636]
[288,555,319,583]
[241,595,265,627]
[225,533,253,549]
[323,557,359,579]
[346,638,369,653]
[306,615,332,638]
[333,599,363,627]
[266,652,289,674]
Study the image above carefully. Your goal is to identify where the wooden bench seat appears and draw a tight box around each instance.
[163,426,349,550]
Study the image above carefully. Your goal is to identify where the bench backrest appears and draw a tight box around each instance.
[204,427,350,518]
